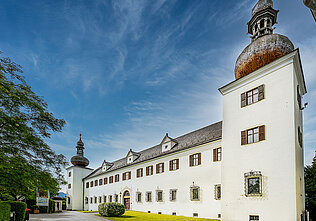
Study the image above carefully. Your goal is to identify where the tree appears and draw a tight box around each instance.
[305,163,316,220]
[0,51,67,199]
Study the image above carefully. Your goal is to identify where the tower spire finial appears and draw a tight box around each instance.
[248,0,277,41]
[80,133,82,141]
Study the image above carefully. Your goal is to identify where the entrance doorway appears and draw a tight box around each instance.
[123,191,130,210]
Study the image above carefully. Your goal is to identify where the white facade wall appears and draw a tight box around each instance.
[220,51,305,221]
[66,166,93,210]
[83,140,222,219]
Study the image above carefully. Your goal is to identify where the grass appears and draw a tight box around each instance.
[97,211,219,221]
[77,210,98,213]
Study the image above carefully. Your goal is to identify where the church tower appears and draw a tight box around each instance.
[66,135,93,210]
[219,0,306,220]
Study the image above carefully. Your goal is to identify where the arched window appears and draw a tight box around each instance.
[123,191,130,197]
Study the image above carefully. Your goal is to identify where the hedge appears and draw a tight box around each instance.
[0,202,11,221]
[7,201,27,221]
[98,202,125,217]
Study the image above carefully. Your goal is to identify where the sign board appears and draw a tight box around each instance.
[36,197,49,206]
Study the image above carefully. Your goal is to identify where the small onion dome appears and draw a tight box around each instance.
[303,0,316,11]
[71,155,89,167]
[252,0,273,17]
[235,34,294,79]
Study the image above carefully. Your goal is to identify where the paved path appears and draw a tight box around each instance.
[29,211,110,221]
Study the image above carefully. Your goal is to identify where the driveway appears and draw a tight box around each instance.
[29,211,110,221]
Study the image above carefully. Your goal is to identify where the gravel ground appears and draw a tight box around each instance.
[29,210,109,221]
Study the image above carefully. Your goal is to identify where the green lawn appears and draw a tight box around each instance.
[77,210,98,213]
[97,211,219,221]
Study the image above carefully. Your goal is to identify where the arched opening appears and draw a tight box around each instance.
[123,190,130,210]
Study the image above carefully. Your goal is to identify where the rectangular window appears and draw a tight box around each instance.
[99,196,102,203]
[215,184,221,200]
[68,184,71,189]
[156,190,163,202]
[85,197,88,204]
[136,192,142,203]
[241,85,264,107]
[146,192,152,202]
[170,189,177,201]
[123,171,132,180]
[169,159,179,171]
[241,125,265,145]
[190,186,200,201]
[156,163,164,174]
[146,166,153,176]
[104,177,108,184]
[99,179,103,186]
[90,181,93,187]
[109,195,112,202]
[103,195,106,203]
[68,172,71,177]
[136,168,143,178]
[245,171,262,197]
[249,215,259,220]
[115,194,118,202]
[94,197,97,204]
[213,147,222,162]
[90,197,93,204]
[86,182,89,188]
[189,153,201,167]
[115,174,119,182]
[109,176,113,184]
[95,180,98,186]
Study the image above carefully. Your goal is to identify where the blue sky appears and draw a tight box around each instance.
[1,0,316,176]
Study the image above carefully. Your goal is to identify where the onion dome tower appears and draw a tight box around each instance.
[71,134,89,167]
[235,0,294,79]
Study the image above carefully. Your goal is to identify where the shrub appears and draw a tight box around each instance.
[7,201,27,221]
[98,202,125,217]
[0,202,11,221]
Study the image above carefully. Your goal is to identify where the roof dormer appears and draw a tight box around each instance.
[126,149,140,164]
[161,133,178,152]
[101,160,114,172]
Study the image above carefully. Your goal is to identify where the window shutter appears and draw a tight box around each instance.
[123,173,126,180]
[259,125,265,141]
[198,153,201,165]
[189,155,193,167]
[146,167,149,176]
[176,159,179,169]
[241,92,246,107]
[213,149,217,162]
[162,163,164,173]
[258,84,265,101]
[169,161,172,171]
[129,171,131,179]
[141,168,143,177]
[156,164,159,174]
[241,130,247,145]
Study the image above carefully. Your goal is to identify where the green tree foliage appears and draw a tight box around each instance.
[305,163,316,220]
[0,52,67,200]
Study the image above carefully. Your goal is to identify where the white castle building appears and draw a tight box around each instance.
[66,1,307,220]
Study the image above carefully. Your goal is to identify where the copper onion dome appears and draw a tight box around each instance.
[71,134,89,167]
[235,0,294,79]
